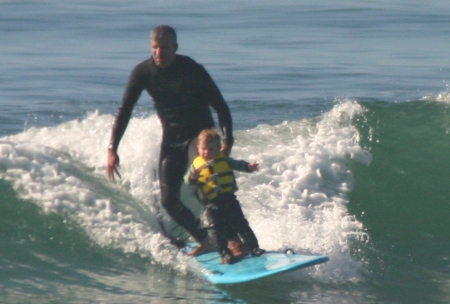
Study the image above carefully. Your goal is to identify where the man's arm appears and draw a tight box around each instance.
[107,65,145,181]
[108,65,145,151]
[197,65,234,155]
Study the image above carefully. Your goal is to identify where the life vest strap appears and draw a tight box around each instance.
[205,171,234,182]
[204,182,235,196]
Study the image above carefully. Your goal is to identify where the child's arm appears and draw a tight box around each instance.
[227,157,259,173]
[184,164,199,185]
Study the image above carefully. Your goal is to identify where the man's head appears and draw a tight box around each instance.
[197,129,221,160]
[150,25,178,68]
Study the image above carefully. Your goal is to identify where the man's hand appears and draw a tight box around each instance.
[221,135,234,156]
[221,142,233,156]
[107,149,121,181]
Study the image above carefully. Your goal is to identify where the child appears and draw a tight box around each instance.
[185,128,265,264]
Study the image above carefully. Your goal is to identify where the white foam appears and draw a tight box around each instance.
[422,89,450,103]
[0,101,371,280]
[230,100,371,281]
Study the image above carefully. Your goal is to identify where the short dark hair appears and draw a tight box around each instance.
[150,25,177,44]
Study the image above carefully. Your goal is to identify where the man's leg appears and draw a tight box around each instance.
[159,147,207,243]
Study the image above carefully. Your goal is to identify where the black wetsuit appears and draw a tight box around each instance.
[109,55,233,242]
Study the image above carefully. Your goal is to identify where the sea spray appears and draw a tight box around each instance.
[0,101,371,280]
[233,100,371,281]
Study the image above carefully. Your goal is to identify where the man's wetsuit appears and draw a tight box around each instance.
[109,55,233,242]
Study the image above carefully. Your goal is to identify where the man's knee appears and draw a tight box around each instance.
[159,179,182,211]
[160,195,183,213]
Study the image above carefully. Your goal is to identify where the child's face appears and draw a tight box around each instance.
[197,140,220,160]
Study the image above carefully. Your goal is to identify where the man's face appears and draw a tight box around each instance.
[151,38,177,68]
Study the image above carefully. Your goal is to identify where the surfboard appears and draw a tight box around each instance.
[185,243,329,284]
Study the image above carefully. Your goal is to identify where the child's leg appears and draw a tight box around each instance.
[223,223,247,257]
[203,204,229,254]
[223,200,260,251]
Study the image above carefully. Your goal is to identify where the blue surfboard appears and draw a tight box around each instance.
[185,244,329,284]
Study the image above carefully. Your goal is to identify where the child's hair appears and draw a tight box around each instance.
[198,128,221,148]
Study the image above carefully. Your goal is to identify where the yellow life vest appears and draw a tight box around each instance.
[192,151,236,201]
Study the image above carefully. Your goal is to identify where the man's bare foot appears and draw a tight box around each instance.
[188,236,216,256]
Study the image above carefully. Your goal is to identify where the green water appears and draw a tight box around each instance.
[349,101,450,303]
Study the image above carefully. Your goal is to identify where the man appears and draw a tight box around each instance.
[107,25,239,255]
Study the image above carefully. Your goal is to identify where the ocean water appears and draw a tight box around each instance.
[1,0,450,303]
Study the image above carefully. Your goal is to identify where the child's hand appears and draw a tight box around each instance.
[247,162,259,172]
[190,169,200,181]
